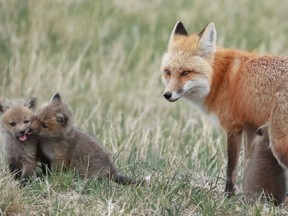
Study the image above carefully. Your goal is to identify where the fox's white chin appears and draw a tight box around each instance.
[167,97,179,102]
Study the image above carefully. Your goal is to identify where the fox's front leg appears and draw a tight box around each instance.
[20,161,37,185]
[225,131,242,197]
[8,162,21,180]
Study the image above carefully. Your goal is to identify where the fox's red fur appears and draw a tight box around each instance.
[161,21,288,195]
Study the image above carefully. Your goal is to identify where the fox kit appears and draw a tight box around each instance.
[243,125,286,205]
[30,93,147,185]
[161,21,288,195]
[0,98,49,182]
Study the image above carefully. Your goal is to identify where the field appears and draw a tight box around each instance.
[1,0,288,215]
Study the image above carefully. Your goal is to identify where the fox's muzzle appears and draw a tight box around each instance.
[163,91,180,102]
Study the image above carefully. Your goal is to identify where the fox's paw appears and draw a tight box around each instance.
[224,181,237,198]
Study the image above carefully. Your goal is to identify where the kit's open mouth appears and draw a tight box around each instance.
[18,134,27,142]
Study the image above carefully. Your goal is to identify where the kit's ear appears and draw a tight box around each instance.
[24,97,37,111]
[56,113,67,126]
[0,102,9,114]
[51,93,61,102]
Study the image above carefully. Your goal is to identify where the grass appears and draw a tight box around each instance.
[1,0,288,215]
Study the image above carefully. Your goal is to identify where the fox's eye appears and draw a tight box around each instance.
[180,71,191,76]
[24,120,30,124]
[164,69,171,76]
[10,122,16,127]
[41,122,48,128]
[180,71,192,76]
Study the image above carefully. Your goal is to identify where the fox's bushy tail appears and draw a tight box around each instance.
[110,172,150,186]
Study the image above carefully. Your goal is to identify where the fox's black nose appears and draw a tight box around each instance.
[163,92,172,100]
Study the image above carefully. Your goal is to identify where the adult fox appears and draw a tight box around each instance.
[161,21,288,196]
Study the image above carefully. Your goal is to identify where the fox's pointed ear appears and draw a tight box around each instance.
[51,93,61,102]
[170,21,188,39]
[56,113,67,126]
[24,97,37,111]
[0,102,9,114]
[198,22,217,58]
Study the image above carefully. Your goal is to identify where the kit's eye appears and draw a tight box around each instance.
[41,122,48,128]
[24,120,30,124]
[164,69,171,76]
[10,122,16,127]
